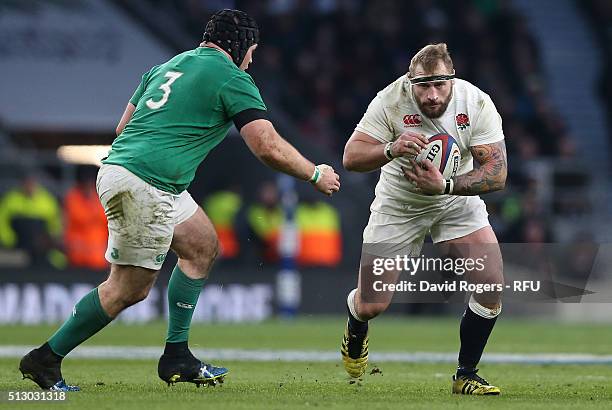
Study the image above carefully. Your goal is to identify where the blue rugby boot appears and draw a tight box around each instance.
[19,344,80,391]
[158,352,228,387]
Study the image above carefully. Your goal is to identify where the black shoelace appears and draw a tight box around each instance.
[464,371,489,386]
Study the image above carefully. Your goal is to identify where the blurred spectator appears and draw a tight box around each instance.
[247,181,284,263]
[63,166,108,270]
[295,194,341,267]
[202,185,243,260]
[502,181,554,243]
[558,231,600,280]
[580,0,612,152]
[0,173,63,266]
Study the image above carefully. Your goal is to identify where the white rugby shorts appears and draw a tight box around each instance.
[96,164,199,270]
[363,195,490,257]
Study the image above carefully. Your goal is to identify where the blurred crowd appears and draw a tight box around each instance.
[0,167,106,270]
[202,181,341,267]
[580,0,612,151]
[0,169,342,270]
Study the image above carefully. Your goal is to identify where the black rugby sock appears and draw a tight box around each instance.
[347,306,368,334]
[37,342,63,364]
[457,306,497,373]
[163,341,191,358]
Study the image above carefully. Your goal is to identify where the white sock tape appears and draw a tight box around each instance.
[347,288,365,322]
[468,294,502,319]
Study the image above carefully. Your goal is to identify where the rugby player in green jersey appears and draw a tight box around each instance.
[20,9,340,391]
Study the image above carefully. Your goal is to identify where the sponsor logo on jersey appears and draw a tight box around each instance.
[403,114,422,127]
[456,113,470,130]
[110,248,119,259]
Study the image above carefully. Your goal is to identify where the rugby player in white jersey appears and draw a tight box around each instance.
[340,43,507,395]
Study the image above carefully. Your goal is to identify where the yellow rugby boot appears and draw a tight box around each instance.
[452,369,501,395]
[340,320,369,378]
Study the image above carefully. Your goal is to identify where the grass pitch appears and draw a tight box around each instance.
[1,317,611,409]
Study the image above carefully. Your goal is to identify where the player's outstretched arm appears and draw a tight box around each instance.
[343,131,427,172]
[240,119,340,195]
[452,140,507,195]
[116,103,136,136]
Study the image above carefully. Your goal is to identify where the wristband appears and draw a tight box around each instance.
[309,166,322,184]
[384,142,394,160]
[443,178,454,195]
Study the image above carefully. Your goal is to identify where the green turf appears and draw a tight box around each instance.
[1,318,611,409]
[2,317,611,354]
[1,360,611,409]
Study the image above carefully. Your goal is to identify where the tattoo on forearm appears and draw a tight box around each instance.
[452,141,507,195]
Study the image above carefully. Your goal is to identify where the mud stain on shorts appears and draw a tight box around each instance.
[105,191,134,222]
[106,190,173,249]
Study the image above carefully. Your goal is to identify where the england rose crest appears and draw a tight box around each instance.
[456,113,470,130]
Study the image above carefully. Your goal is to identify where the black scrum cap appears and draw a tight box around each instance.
[203,9,259,67]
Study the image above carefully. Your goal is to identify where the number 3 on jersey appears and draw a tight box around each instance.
[146,71,183,110]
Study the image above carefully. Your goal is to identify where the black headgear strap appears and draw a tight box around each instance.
[409,74,455,84]
[203,9,259,67]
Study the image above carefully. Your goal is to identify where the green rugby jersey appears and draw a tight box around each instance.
[103,47,267,194]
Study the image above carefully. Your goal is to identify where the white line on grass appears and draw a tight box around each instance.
[1,346,612,365]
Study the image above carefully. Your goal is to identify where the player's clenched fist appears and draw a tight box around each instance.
[390,131,428,158]
[402,158,445,195]
[312,164,341,196]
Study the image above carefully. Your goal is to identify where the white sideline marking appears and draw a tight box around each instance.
[2,346,612,365]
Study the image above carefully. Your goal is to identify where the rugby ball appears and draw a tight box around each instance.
[415,133,461,179]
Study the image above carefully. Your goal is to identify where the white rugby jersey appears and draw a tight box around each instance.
[354,76,505,215]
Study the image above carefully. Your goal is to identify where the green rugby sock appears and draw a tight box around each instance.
[47,288,112,357]
[166,265,205,344]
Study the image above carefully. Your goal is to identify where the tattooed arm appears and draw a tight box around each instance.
[452,140,507,195]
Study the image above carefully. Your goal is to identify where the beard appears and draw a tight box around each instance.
[416,96,452,119]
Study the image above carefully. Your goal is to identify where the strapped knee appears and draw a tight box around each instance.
[468,294,501,319]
